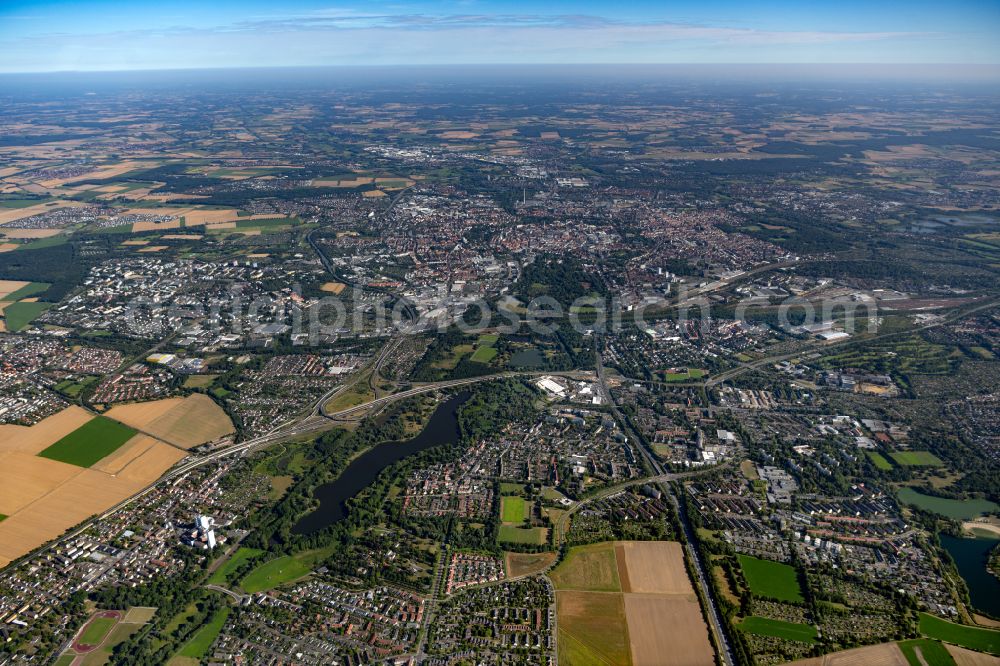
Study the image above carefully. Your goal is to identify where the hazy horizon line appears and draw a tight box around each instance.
[3,62,999,80]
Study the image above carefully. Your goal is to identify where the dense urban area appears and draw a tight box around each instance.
[0,69,998,666]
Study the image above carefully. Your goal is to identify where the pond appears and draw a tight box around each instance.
[941,534,1000,618]
[509,347,544,368]
[292,391,471,535]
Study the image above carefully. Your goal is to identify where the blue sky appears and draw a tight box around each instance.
[0,0,998,72]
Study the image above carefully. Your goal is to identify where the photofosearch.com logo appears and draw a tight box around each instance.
[123,282,879,343]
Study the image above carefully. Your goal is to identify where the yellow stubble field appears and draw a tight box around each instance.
[0,407,189,567]
[105,394,234,449]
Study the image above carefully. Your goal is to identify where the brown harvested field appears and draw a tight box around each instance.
[0,470,143,563]
[312,177,373,187]
[321,281,347,294]
[113,441,186,483]
[557,590,631,666]
[161,234,203,240]
[121,239,149,245]
[618,541,693,595]
[784,642,908,666]
[0,243,19,252]
[0,406,94,454]
[0,451,80,515]
[439,130,479,139]
[974,614,1000,629]
[0,280,29,300]
[91,434,160,475]
[947,644,1000,666]
[106,394,234,448]
[137,245,168,253]
[363,189,386,198]
[0,227,63,238]
[182,209,245,225]
[131,218,181,232]
[505,551,557,578]
[624,595,713,666]
[0,435,185,565]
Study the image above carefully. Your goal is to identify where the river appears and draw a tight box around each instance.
[291,391,471,535]
[941,534,1000,618]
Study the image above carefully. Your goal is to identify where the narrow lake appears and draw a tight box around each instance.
[292,391,470,535]
[941,534,1000,618]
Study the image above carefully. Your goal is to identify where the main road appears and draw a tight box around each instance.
[7,367,590,571]
[596,347,735,666]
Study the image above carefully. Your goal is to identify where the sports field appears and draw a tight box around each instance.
[501,495,529,523]
[498,525,547,545]
[867,451,894,470]
[79,616,116,646]
[739,616,817,643]
[891,451,944,467]
[738,554,805,603]
[38,416,137,467]
[919,613,1000,655]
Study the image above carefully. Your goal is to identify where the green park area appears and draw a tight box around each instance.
[738,555,804,603]
[208,546,264,586]
[240,546,334,593]
[897,487,999,520]
[176,607,230,659]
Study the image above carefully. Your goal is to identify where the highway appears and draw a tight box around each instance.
[596,348,736,666]
[7,366,590,572]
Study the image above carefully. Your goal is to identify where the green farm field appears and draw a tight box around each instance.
[919,613,1000,655]
[38,416,137,468]
[3,300,53,331]
[897,638,957,666]
[550,541,621,592]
